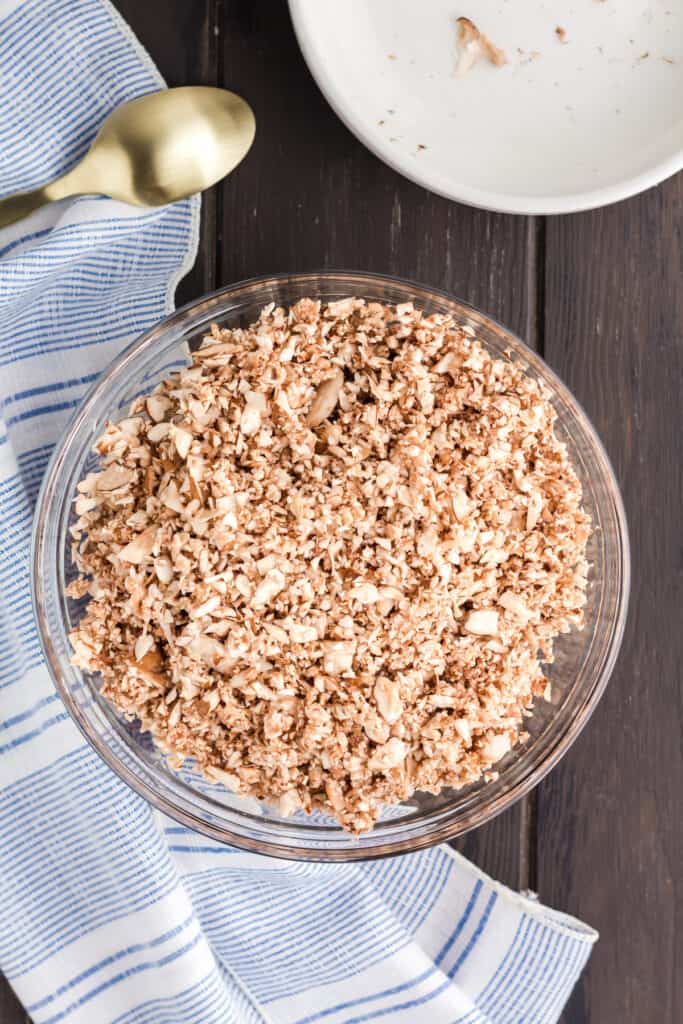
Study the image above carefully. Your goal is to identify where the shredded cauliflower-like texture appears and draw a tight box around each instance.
[68,298,590,832]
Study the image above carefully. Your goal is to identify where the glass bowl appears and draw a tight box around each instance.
[32,271,630,861]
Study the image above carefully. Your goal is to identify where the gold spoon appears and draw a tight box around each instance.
[0,86,255,230]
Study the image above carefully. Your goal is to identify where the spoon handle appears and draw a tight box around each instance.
[0,187,51,230]
[0,158,96,231]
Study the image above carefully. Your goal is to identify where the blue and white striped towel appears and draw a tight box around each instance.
[0,2,597,1021]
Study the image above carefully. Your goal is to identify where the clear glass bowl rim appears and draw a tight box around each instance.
[32,270,631,861]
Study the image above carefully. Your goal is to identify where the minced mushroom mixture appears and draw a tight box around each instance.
[68,298,590,832]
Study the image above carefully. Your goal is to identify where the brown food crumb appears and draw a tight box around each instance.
[68,298,590,833]
[456,16,508,76]
[555,26,567,43]
[518,48,542,66]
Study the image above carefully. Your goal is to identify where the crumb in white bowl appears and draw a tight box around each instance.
[455,17,508,77]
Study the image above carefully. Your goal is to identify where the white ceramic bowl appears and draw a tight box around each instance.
[290,0,683,215]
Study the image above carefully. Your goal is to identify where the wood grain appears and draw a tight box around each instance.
[114,0,216,301]
[540,178,683,1023]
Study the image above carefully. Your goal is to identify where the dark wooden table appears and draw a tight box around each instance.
[3,4,681,1022]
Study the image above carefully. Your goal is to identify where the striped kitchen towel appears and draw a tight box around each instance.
[0,1,597,1022]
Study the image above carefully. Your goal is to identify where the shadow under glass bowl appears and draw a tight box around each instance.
[32,271,630,861]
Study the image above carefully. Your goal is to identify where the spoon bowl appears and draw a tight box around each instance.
[86,87,256,206]
[0,87,255,228]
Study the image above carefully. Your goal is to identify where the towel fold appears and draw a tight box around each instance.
[0,2,597,1021]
